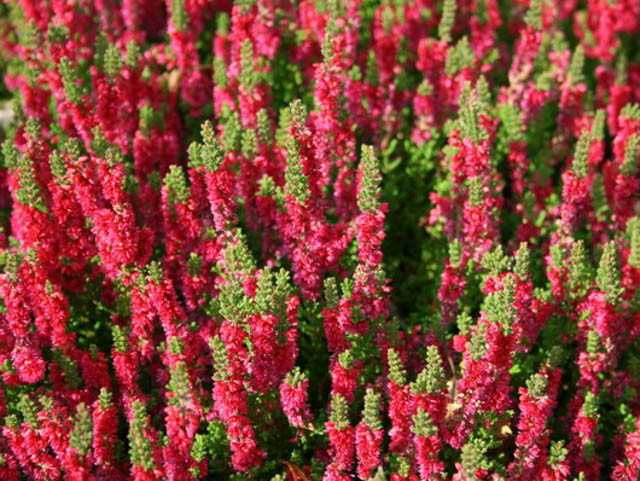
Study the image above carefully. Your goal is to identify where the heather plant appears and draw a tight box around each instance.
[0,0,639,480]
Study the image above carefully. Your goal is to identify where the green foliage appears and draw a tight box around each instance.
[221,109,242,153]
[98,388,113,410]
[498,103,525,143]
[128,401,155,470]
[446,38,475,77]
[526,373,548,398]
[621,134,639,176]
[572,131,593,179]
[569,240,594,301]
[358,145,382,213]
[15,151,46,213]
[549,440,568,466]
[411,408,437,437]
[459,83,487,143]
[58,57,83,104]
[104,43,122,79]
[628,217,640,268]
[568,45,585,85]
[438,0,457,42]
[620,103,640,121]
[164,165,190,205]
[70,403,93,456]
[411,345,445,394]
[284,101,310,203]
[213,56,228,88]
[329,394,349,429]
[210,336,229,380]
[596,241,623,304]
[514,243,530,278]
[469,322,489,359]
[17,394,38,426]
[524,0,543,29]
[362,388,382,430]
[387,348,406,385]
[171,0,188,31]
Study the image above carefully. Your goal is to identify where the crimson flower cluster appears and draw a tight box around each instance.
[0,0,640,480]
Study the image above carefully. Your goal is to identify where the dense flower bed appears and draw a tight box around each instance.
[0,0,639,479]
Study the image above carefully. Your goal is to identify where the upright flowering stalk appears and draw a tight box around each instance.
[161,165,204,303]
[111,324,144,403]
[189,120,237,233]
[46,148,96,290]
[4,130,51,265]
[438,240,467,324]
[230,34,274,229]
[462,175,496,263]
[280,367,313,429]
[469,0,501,61]
[451,248,520,453]
[500,103,529,200]
[556,45,588,143]
[327,140,390,409]
[67,145,152,281]
[604,104,640,228]
[356,388,384,480]
[324,393,355,481]
[0,254,46,386]
[166,0,211,110]
[66,401,94,479]
[162,338,204,481]
[249,267,299,393]
[623,217,640,307]
[280,100,350,298]
[433,84,501,326]
[413,0,486,143]
[411,1,452,143]
[127,399,165,480]
[57,55,104,146]
[209,234,268,472]
[508,359,564,480]
[330,348,359,404]
[411,409,442,481]
[132,101,182,236]
[282,99,330,297]
[312,1,360,219]
[2,397,60,480]
[501,0,550,120]
[227,0,279,128]
[569,241,626,479]
[354,144,390,324]
[612,417,640,481]
[510,243,541,348]
[568,390,601,479]
[210,334,265,473]
[576,242,626,393]
[141,262,197,363]
[92,388,124,479]
[20,256,85,385]
[559,130,594,233]
[361,5,406,138]
[409,345,447,480]
[453,84,501,261]
[91,43,141,152]
[212,13,234,116]
[386,348,415,475]
[322,278,353,354]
